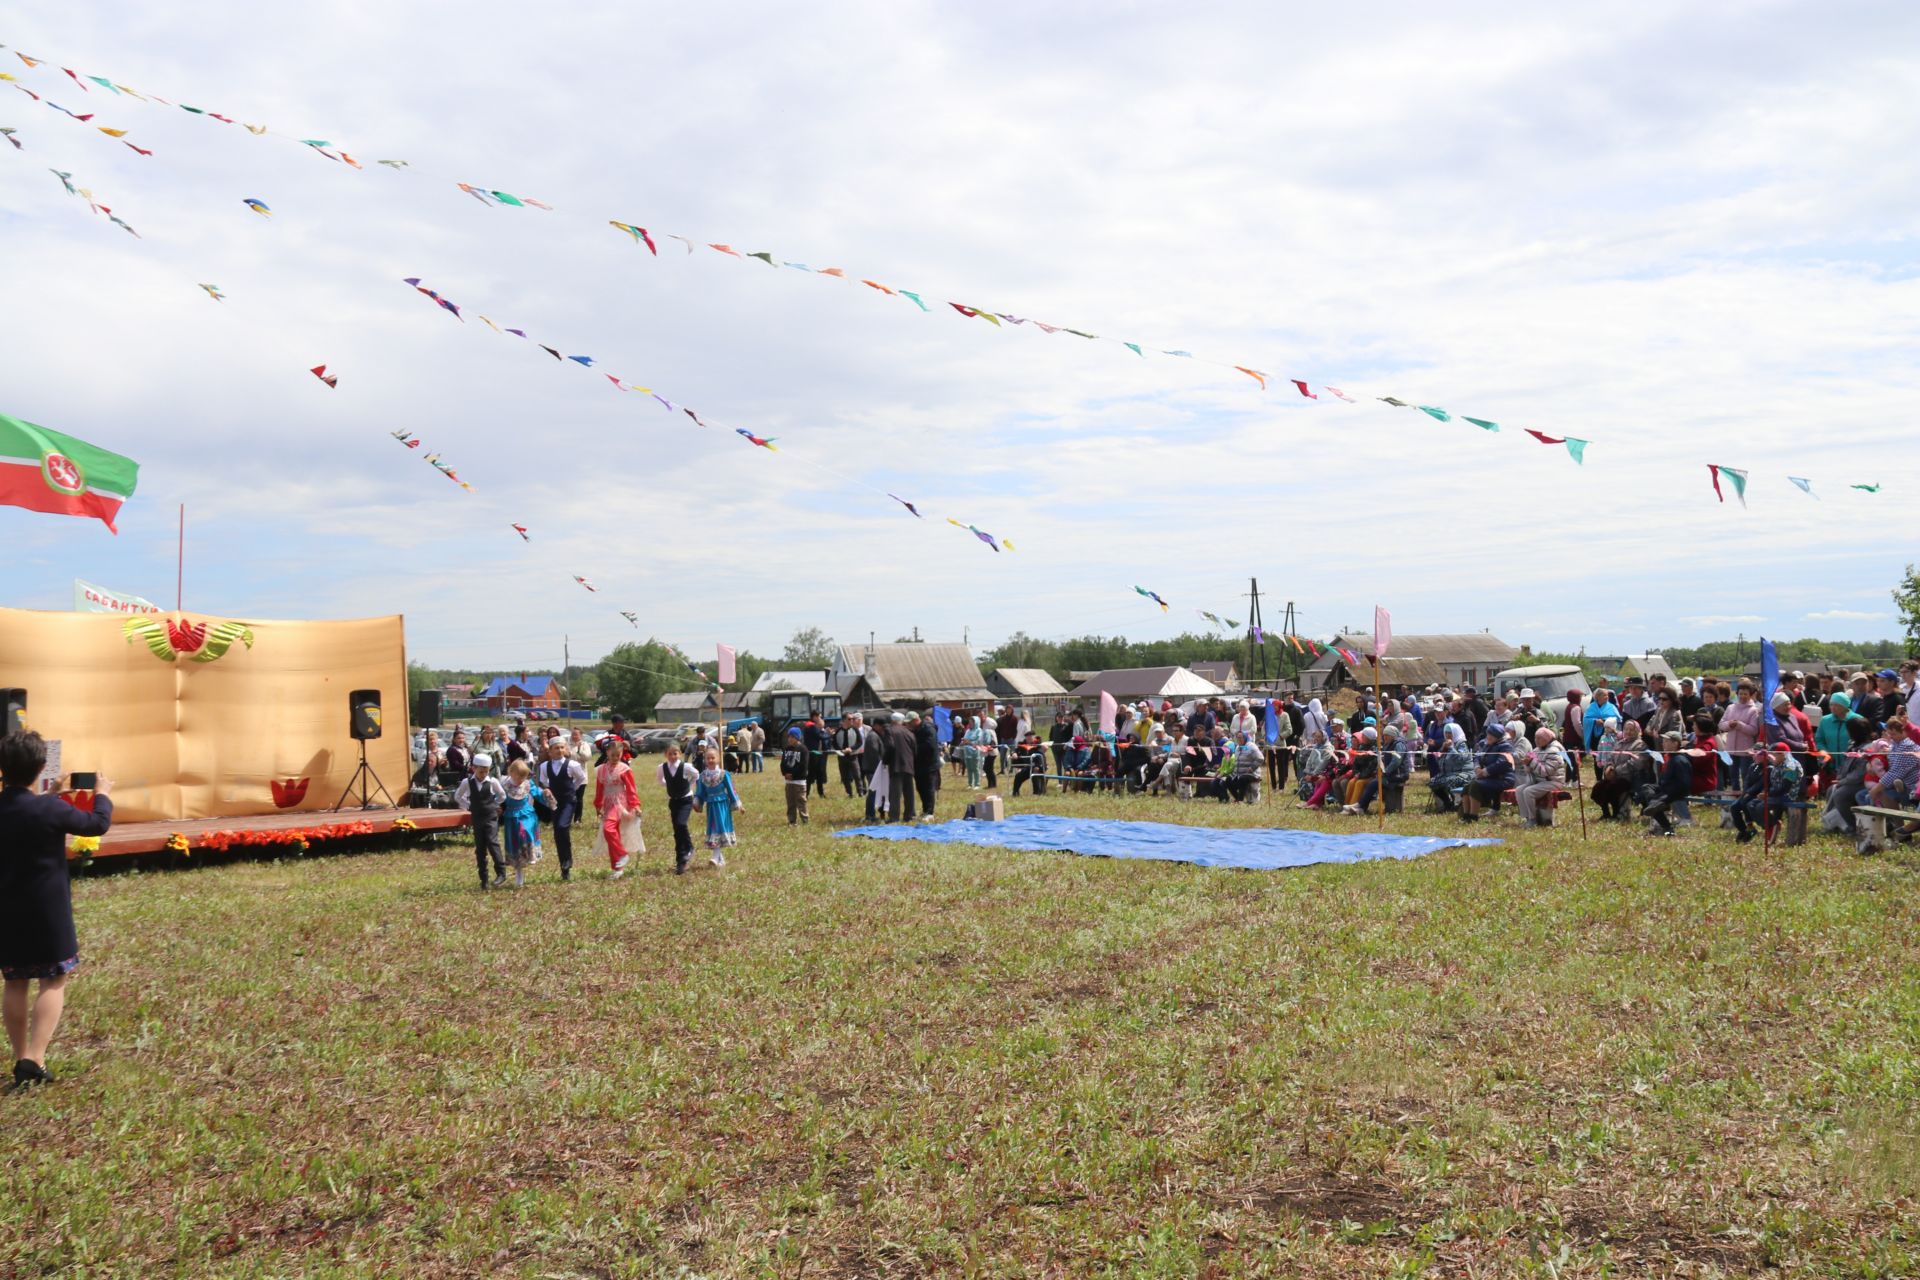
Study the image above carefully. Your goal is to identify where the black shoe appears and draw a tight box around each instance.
[491,872,506,887]
[560,869,571,881]
[674,861,688,875]
[1735,829,1755,844]
[12,1059,49,1089]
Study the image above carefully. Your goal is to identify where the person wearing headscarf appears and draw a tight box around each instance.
[1303,698,1331,747]
[1337,727,1380,814]
[693,746,744,864]
[1300,730,1336,809]
[1459,722,1514,822]
[1582,687,1624,783]
[1427,723,1473,812]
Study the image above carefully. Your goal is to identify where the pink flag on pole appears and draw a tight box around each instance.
[1098,690,1119,737]
[716,643,737,685]
[1373,605,1391,658]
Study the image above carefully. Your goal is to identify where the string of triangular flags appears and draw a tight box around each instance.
[0,44,1612,461]
[6,41,1896,506]
[1130,586,1330,654]
[1706,465,1880,507]
[393,275,1015,553]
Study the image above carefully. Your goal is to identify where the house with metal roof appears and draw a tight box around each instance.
[1299,633,1516,692]
[1067,666,1225,703]
[653,689,721,722]
[480,674,562,712]
[985,667,1069,702]
[831,642,991,709]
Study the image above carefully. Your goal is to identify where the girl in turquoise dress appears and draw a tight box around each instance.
[693,749,744,867]
[499,759,547,887]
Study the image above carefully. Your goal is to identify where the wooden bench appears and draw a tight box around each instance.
[1850,804,1917,856]
[1498,786,1572,824]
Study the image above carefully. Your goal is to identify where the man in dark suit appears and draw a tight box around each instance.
[1,731,115,1089]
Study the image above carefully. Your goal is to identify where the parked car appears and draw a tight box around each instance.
[1492,664,1592,726]
[634,728,678,754]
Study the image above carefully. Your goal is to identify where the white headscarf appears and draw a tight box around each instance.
[1304,698,1330,743]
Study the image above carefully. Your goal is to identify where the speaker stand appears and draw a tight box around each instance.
[332,739,397,811]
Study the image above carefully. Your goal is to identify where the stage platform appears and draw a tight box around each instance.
[96,806,470,859]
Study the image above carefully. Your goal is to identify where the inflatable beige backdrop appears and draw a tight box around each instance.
[0,608,409,822]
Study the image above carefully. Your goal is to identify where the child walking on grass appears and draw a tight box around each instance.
[780,728,809,825]
[499,758,545,887]
[694,748,744,866]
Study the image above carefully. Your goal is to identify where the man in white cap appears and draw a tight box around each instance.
[455,754,507,889]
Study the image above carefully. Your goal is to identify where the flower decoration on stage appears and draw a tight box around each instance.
[195,820,375,853]
[269,777,311,809]
[123,614,255,663]
[68,835,101,860]
[165,832,191,855]
[392,816,418,832]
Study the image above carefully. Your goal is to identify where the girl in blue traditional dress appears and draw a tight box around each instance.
[499,759,546,887]
[693,748,744,867]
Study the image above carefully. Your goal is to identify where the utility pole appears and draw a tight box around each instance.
[562,634,570,713]
[1246,577,1267,682]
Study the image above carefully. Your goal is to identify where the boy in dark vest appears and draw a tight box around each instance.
[656,742,698,874]
[456,754,507,889]
[781,729,810,824]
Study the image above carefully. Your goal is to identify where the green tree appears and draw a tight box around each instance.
[597,641,692,720]
[1895,563,1920,656]
[782,627,837,668]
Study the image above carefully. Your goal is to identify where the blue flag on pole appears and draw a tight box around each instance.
[1263,699,1280,744]
[1760,637,1779,727]
[933,705,953,744]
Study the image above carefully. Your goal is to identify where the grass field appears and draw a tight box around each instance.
[5,766,1918,1278]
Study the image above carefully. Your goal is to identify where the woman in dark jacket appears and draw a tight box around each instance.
[1,732,114,1089]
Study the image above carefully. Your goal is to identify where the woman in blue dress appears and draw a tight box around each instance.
[693,748,744,867]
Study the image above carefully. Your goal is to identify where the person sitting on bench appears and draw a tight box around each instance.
[1864,721,1920,820]
[1012,732,1048,796]
[1731,741,1801,844]
[1427,724,1472,812]
[1641,731,1693,836]
[1459,723,1513,822]
[1517,727,1571,827]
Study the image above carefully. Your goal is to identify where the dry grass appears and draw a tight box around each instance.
[3,764,1917,1277]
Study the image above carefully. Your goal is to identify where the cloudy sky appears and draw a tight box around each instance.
[5,2,1917,671]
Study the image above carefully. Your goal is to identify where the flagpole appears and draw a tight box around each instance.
[1375,658,1386,830]
[176,503,184,611]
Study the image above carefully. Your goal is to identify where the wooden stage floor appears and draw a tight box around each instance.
[97,807,470,858]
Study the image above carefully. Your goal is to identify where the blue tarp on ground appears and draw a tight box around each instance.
[832,814,1498,870]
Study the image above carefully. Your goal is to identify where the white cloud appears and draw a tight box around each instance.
[1806,609,1886,620]
[5,3,1920,666]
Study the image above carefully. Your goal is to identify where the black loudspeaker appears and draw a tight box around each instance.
[349,689,384,741]
[2,688,24,736]
[414,689,443,729]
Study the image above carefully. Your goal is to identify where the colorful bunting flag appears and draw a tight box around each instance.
[735,429,778,451]
[1463,417,1500,432]
[1564,438,1588,465]
[1291,380,1317,399]
[1851,483,1881,493]
[1133,586,1170,612]
[1788,476,1815,498]
[310,364,337,389]
[620,611,638,626]
[1233,367,1268,389]
[888,493,922,518]
[197,283,224,302]
[573,575,596,592]
[242,197,271,218]
[1523,429,1563,444]
[0,127,18,151]
[1418,406,1451,422]
[511,523,529,540]
[1707,464,1748,507]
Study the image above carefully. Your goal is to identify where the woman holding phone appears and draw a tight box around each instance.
[0,731,115,1089]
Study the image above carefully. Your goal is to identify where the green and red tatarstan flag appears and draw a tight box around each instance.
[0,413,140,533]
